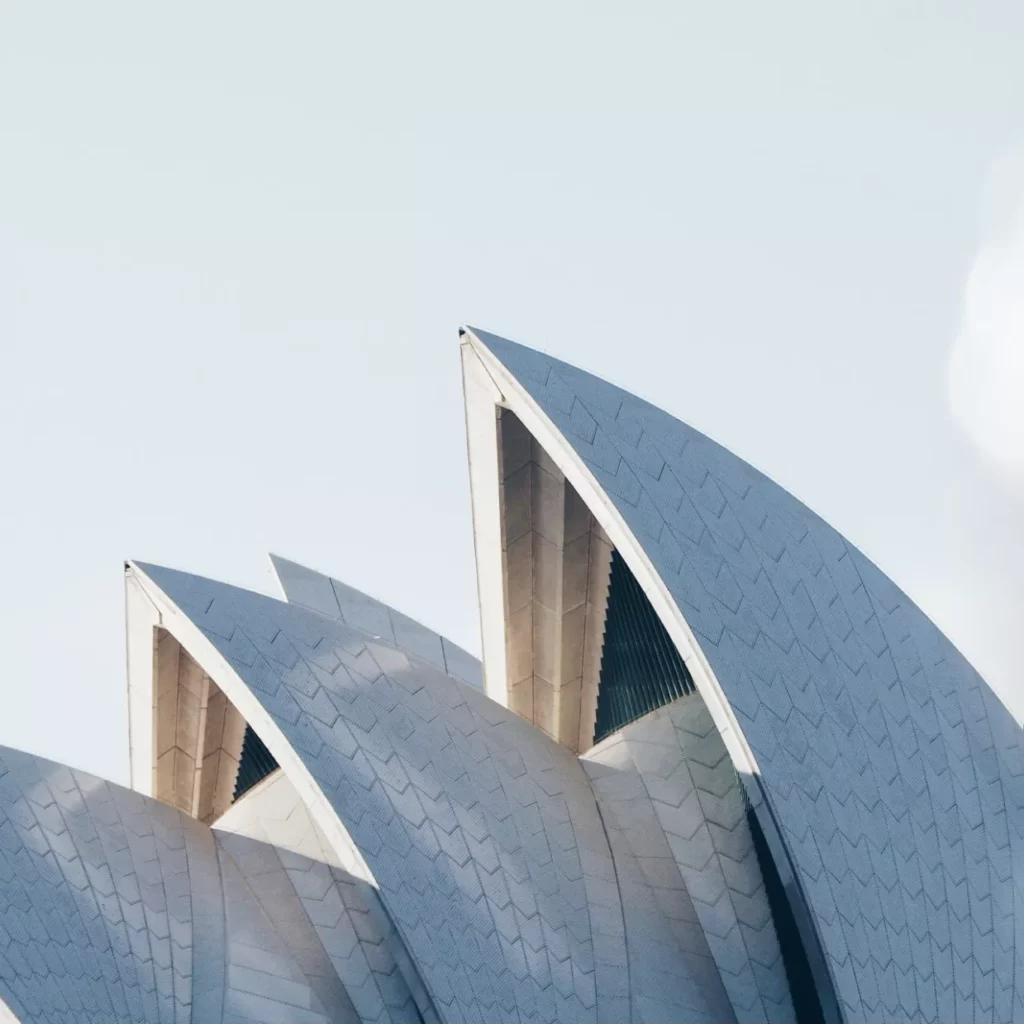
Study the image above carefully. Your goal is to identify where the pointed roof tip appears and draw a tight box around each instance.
[268,551,341,583]
[266,552,292,599]
[130,558,182,578]
[125,557,160,579]
[271,553,384,608]
[267,552,336,602]
[268,551,317,571]
[461,325,503,345]
[459,324,491,348]
[127,559,181,583]
[460,325,557,364]
[461,325,507,346]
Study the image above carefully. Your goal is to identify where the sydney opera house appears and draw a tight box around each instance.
[1,328,1020,1024]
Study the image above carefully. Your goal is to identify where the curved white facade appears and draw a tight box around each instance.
[0,747,365,1024]
[0,327,1017,1024]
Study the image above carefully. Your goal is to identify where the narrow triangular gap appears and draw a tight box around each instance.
[593,549,696,743]
[233,725,280,801]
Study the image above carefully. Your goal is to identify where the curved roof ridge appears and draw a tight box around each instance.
[466,325,961,638]
[268,553,483,689]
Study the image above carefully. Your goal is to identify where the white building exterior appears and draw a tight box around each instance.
[1,329,1018,1024]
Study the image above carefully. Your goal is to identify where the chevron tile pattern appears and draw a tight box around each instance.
[214,838,352,1024]
[584,695,796,1024]
[3,329,1013,1024]
[473,329,1024,1024]
[136,561,770,1023]
[0,748,372,1023]
[271,555,484,690]
[214,771,427,1023]
[0,747,199,1024]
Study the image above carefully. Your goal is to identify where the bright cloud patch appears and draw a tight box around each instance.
[948,158,1024,473]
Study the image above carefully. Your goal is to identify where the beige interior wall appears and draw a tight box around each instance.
[153,627,246,821]
[197,685,247,823]
[498,409,612,752]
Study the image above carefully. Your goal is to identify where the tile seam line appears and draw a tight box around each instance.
[583,789,631,1024]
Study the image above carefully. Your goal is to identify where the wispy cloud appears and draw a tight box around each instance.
[948,149,1024,481]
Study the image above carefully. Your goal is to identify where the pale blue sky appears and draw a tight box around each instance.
[1,2,1022,783]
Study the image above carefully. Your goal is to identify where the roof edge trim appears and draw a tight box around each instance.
[460,335,511,703]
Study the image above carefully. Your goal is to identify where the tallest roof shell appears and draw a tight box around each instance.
[463,326,1024,1024]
